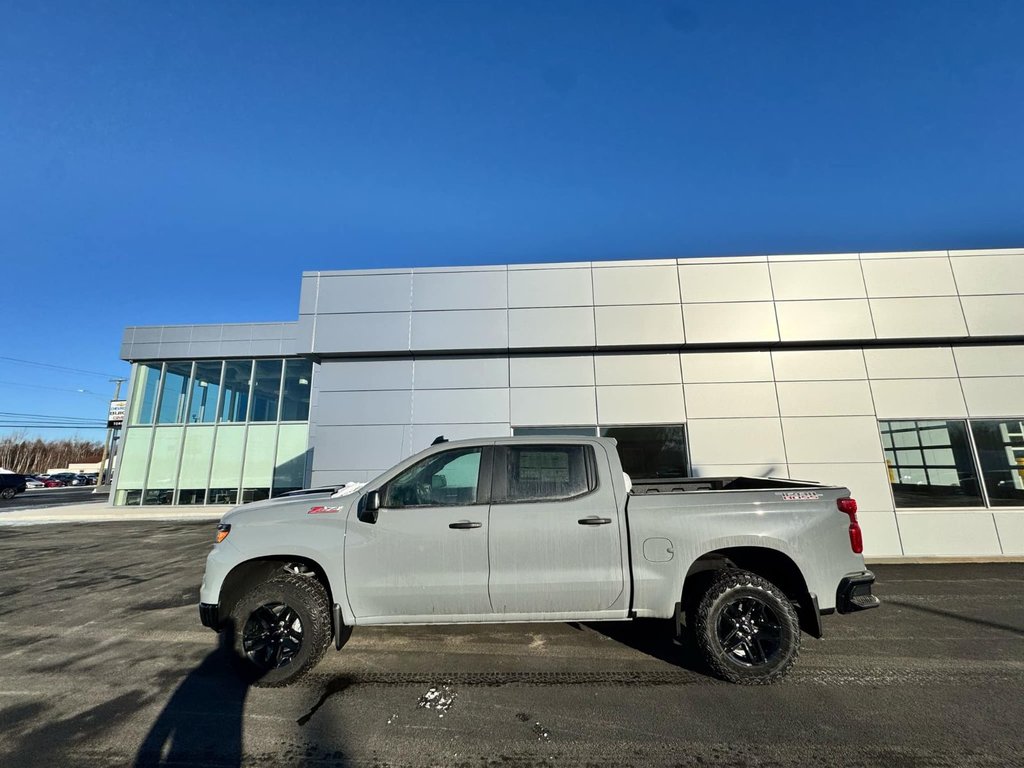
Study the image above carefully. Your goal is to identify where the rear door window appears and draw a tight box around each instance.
[494,445,594,503]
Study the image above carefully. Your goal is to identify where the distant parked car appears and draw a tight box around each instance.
[23,476,45,489]
[39,477,64,488]
[71,474,95,486]
[50,473,78,486]
[0,474,27,500]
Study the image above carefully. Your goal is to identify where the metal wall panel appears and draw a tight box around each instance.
[863,346,957,379]
[509,386,597,426]
[776,380,875,417]
[596,384,685,423]
[594,353,681,386]
[869,378,967,418]
[775,300,874,342]
[769,260,866,301]
[315,272,413,313]
[678,262,773,303]
[771,349,867,381]
[410,309,508,351]
[317,359,415,391]
[592,265,680,305]
[507,267,593,308]
[953,345,1024,377]
[316,390,413,425]
[960,295,1024,336]
[781,415,884,464]
[862,257,958,297]
[413,357,509,389]
[412,388,510,424]
[313,313,411,354]
[683,302,779,343]
[594,305,684,347]
[960,377,1023,417]
[896,513,1002,557]
[680,351,774,383]
[508,307,595,348]
[686,418,787,466]
[869,297,968,338]
[311,425,406,471]
[684,382,779,419]
[509,355,595,387]
[950,254,1024,295]
[412,270,508,311]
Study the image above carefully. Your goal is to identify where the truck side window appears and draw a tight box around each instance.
[497,445,593,503]
[383,448,483,508]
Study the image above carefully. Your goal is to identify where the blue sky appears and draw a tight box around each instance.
[1,1,1023,438]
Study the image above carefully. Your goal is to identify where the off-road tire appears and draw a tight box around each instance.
[229,574,332,687]
[693,568,800,685]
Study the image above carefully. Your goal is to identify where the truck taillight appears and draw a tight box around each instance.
[837,498,863,554]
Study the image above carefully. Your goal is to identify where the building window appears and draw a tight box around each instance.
[249,360,283,422]
[880,420,983,508]
[512,424,689,479]
[219,361,252,423]
[281,359,313,421]
[601,425,688,479]
[156,362,192,424]
[130,363,162,425]
[970,420,1024,507]
[188,362,223,424]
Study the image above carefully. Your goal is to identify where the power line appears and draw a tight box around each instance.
[0,424,106,430]
[0,411,105,422]
[0,380,107,398]
[0,356,123,379]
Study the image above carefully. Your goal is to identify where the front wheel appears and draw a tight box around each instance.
[228,574,332,687]
[0,487,16,500]
[693,568,800,685]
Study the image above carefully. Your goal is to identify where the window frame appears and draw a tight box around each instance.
[490,443,599,505]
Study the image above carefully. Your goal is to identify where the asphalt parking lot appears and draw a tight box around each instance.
[0,522,1021,767]
[1,486,105,511]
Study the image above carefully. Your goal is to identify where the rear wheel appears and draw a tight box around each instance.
[693,568,800,685]
[229,574,332,687]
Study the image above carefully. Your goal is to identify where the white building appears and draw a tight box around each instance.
[115,247,1024,559]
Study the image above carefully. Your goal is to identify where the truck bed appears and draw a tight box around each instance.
[629,476,824,494]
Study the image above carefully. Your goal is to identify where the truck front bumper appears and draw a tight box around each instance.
[199,602,221,630]
[836,571,880,614]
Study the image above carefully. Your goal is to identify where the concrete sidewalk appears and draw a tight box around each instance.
[0,502,231,525]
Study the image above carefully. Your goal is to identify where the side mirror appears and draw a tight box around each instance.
[358,490,381,524]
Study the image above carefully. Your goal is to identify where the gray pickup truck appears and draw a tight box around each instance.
[199,436,878,686]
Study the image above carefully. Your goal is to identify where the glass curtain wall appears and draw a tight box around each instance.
[115,358,313,506]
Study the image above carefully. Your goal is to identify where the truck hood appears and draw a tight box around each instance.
[220,492,359,527]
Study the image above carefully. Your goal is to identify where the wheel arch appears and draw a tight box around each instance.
[218,555,335,631]
[681,546,820,638]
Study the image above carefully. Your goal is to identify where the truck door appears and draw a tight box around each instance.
[487,443,626,616]
[344,446,493,621]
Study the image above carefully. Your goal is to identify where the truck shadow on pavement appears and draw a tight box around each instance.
[581,619,714,677]
[134,624,258,768]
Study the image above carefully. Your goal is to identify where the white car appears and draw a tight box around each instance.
[23,476,45,489]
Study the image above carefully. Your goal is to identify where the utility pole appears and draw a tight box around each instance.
[97,377,126,492]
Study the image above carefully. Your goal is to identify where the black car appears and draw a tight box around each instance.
[0,473,27,500]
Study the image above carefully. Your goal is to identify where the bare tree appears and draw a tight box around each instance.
[0,432,104,474]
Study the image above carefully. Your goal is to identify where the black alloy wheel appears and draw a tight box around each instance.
[693,568,801,685]
[242,602,305,670]
[228,573,333,687]
[715,595,783,667]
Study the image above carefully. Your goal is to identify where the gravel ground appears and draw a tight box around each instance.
[0,521,1021,767]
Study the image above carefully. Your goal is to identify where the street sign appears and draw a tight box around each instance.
[107,400,127,429]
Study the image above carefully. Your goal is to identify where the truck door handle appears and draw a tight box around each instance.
[449,520,482,529]
[578,517,612,526]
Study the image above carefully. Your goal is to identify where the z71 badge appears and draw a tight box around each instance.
[776,491,823,501]
[307,505,342,514]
